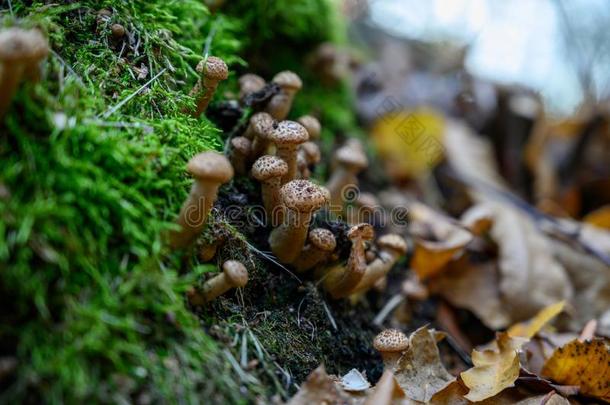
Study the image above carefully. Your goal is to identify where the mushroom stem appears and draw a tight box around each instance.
[350,235,407,295]
[277,144,299,183]
[268,180,327,263]
[263,177,284,225]
[326,166,357,208]
[168,152,233,249]
[0,64,25,117]
[324,224,373,298]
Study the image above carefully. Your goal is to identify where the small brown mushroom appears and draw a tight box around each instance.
[297,141,321,179]
[189,260,248,305]
[251,155,288,223]
[244,112,275,158]
[230,136,252,176]
[0,28,49,117]
[297,115,321,141]
[268,120,309,184]
[169,151,234,249]
[326,142,368,212]
[291,228,336,272]
[266,71,302,120]
[268,180,327,263]
[238,73,265,102]
[111,23,126,39]
[189,56,229,117]
[373,329,409,370]
[324,223,374,298]
[351,234,407,295]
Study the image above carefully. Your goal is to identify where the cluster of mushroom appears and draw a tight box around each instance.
[170,57,408,304]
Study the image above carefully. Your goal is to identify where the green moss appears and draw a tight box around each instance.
[1,0,363,403]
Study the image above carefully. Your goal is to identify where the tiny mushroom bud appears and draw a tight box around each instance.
[351,234,407,295]
[245,112,275,158]
[230,136,252,176]
[0,28,49,117]
[251,155,288,223]
[189,56,229,117]
[326,142,368,211]
[111,23,126,38]
[191,260,249,304]
[269,180,327,263]
[291,228,337,272]
[373,329,409,370]
[266,71,302,120]
[324,223,374,298]
[269,120,309,184]
[238,73,266,102]
[169,151,234,249]
[297,115,321,141]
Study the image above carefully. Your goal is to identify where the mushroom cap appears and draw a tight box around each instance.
[239,73,265,91]
[197,56,229,81]
[357,192,380,209]
[309,228,336,252]
[297,115,321,140]
[187,151,234,183]
[280,180,327,212]
[300,142,321,164]
[373,329,409,353]
[347,223,375,241]
[231,136,251,155]
[269,121,309,147]
[222,260,249,288]
[378,234,407,255]
[335,143,368,170]
[248,112,275,138]
[272,70,302,91]
[251,155,288,181]
[0,28,49,62]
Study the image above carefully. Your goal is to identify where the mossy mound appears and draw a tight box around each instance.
[1,0,367,403]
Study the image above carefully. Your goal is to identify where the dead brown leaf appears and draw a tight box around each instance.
[286,365,353,405]
[394,325,455,402]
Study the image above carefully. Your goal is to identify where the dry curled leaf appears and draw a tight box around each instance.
[286,365,353,405]
[541,338,610,402]
[460,333,526,402]
[508,301,566,339]
[409,202,473,280]
[363,370,406,405]
[394,325,455,402]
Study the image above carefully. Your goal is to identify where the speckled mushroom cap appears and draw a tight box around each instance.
[231,136,251,155]
[347,223,374,241]
[251,155,288,181]
[280,180,327,212]
[187,151,234,183]
[335,143,368,170]
[0,28,49,62]
[309,228,336,252]
[373,329,409,353]
[222,260,249,288]
[272,70,303,91]
[297,115,321,140]
[300,142,321,164]
[269,121,309,147]
[196,56,228,81]
[378,234,407,255]
[249,112,275,137]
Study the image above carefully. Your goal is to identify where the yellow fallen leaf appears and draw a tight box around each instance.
[371,107,445,179]
[507,301,565,339]
[460,333,526,402]
[541,338,610,402]
[583,205,610,230]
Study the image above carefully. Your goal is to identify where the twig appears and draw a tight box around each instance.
[243,239,302,282]
[321,299,338,331]
[373,293,405,326]
[99,68,167,119]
